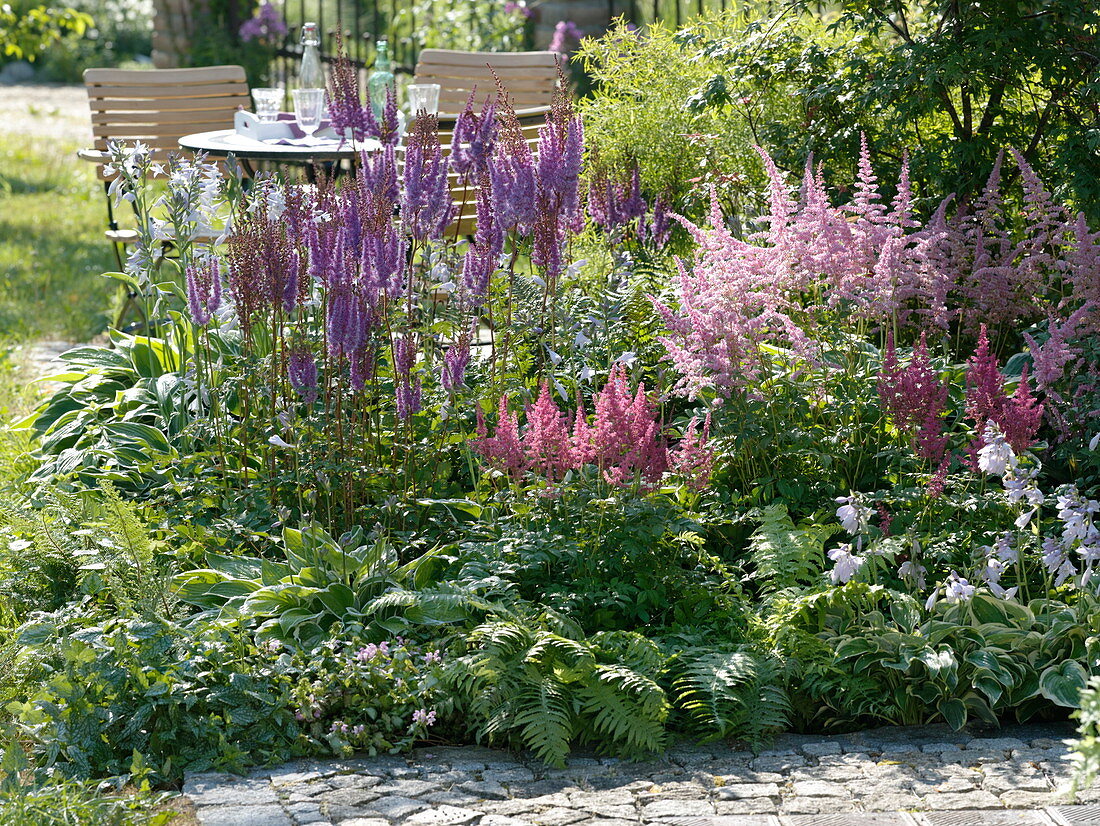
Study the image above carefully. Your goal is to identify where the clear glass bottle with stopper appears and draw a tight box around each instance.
[367,39,395,118]
[299,22,323,89]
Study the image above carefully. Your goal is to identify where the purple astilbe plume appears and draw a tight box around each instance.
[489,105,538,233]
[878,331,949,462]
[549,19,584,53]
[588,161,646,240]
[362,219,408,297]
[460,246,494,304]
[328,46,378,142]
[288,345,319,404]
[379,86,401,147]
[226,200,300,331]
[402,113,453,241]
[349,343,376,391]
[450,91,498,183]
[392,335,421,418]
[326,284,366,359]
[185,252,223,326]
[647,192,673,247]
[441,329,472,394]
[358,144,400,209]
[1068,215,1100,328]
[395,376,422,420]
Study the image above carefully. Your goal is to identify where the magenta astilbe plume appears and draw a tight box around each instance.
[395,376,422,420]
[288,345,319,405]
[669,412,714,490]
[965,325,1044,454]
[450,92,498,183]
[186,252,222,326]
[523,383,571,481]
[590,364,667,487]
[402,114,453,241]
[569,391,595,467]
[473,396,528,480]
[878,331,949,462]
[392,335,421,419]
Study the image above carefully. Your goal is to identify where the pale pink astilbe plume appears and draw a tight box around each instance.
[652,198,811,399]
[472,396,528,480]
[1023,304,1093,396]
[669,412,714,490]
[907,196,957,331]
[752,145,797,250]
[1067,214,1100,330]
[888,151,921,232]
[877,331,949,462]
[523,383,571,482]
[569,390,595,466]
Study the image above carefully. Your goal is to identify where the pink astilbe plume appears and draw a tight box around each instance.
[523,383,571,482]
[878,331,949,462]
[472,396,527,480]
[590,364,667,487]
[669,412,714,490]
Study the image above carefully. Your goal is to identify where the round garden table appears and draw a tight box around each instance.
[177,129,382,163]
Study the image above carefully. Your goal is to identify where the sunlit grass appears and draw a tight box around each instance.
[0,135,116,343]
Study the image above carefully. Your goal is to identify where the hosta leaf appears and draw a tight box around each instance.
[1039,661,1089,708]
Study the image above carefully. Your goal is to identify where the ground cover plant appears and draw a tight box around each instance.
[4,2,1100,802]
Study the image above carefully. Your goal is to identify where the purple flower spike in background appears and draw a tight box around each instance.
[549,20,584,54]
[239,1,288,43]
[451,92,498,183]
[288,346,319,405]
[186,252,222,327]
[402,114,453,242]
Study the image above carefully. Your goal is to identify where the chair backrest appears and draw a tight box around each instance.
[412,49,562,116]
[84,66,249,178]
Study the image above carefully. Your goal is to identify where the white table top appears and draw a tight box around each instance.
[178,129,382,161]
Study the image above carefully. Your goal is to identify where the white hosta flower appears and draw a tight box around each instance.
[944,571,975,603]
[978,433,1017,476]
[834,494,871,536]
[827,544,864,585]
[574,330,591,348]
[898,560,927,589]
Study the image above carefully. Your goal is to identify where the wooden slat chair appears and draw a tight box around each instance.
[79,66,250,270]
[412,49,564,120]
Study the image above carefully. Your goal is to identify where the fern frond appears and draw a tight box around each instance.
[749,504,838,597]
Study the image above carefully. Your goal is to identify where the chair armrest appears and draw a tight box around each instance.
[77,148,110,164]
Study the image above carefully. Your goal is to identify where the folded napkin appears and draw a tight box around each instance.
[274,111,334,140]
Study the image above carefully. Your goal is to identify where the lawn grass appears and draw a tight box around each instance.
[0,135,117,343]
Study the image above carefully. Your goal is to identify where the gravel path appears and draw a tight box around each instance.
[0,83,91,145]
[182,722,1100,826]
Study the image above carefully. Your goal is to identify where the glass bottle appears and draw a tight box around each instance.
[367,40,395,118]
[299,22,323,89]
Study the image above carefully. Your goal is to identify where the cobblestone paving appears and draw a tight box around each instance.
[182,722,1100,826]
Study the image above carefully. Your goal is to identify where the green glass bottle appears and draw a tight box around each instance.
[367,40,395,118]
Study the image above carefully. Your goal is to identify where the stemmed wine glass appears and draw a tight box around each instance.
[292,88,325,141]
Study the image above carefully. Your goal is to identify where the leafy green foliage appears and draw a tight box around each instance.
[748,505,838,598]
[667,646,789,744]
[774,583,1100,731]
[0,4,92,63]
[445,616,669,765]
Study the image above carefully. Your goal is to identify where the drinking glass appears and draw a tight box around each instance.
[251,87,283,122]
[292,88,325,139]
[407,83,440,116]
